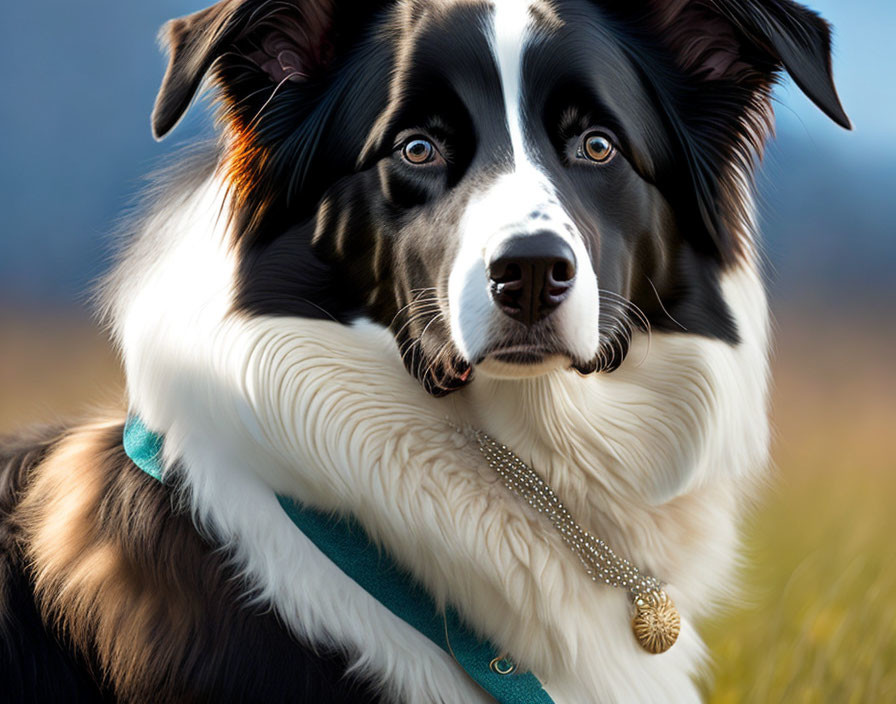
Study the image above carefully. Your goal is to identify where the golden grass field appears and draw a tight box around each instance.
[703,315,896,703]
[1,308,893,702]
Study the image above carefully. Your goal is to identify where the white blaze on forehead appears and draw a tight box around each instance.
[492,0,535,170]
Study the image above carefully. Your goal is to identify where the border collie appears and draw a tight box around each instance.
[1,1,849,702]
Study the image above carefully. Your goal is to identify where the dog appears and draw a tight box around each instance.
[0,1,849,702]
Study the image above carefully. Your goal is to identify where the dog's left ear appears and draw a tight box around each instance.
[151,0,340,140]
[647,0,851,128]
[710,0,850,128]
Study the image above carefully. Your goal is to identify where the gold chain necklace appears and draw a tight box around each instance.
[473,430,681,655]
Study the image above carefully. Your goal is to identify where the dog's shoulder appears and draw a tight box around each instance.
[1,419,385,703]
[0,423,110,702]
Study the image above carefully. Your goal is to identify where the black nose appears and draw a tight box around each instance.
[487,231,577,326]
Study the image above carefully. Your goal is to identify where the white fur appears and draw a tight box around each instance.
[492,0,530,170]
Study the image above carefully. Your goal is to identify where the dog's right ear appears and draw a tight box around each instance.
[151,0,336,140]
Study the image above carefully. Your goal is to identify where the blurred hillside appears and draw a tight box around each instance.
[760,134,896,308]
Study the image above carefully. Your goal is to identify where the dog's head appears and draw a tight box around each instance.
[153,0,848,395]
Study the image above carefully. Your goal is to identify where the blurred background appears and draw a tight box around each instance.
[1,1,893,700]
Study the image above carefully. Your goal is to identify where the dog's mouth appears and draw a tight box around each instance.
[471,340,590,380]
[479,344,557,365]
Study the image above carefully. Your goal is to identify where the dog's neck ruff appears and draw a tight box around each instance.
[123,416,554,703]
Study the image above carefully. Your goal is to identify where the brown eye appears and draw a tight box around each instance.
[402,138,436,165]
[582,132,615,163]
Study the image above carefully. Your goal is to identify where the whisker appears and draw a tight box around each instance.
[294,297,339,323]
[645,277,687,331]
[388,292,441,329]
[599,289,652,366]
[422,338,455,388]
[418,311,445,340]
[600,290,651,331]
[391,304,443,338]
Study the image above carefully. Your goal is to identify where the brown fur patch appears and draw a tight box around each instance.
[19,420,168,697]
[15,419,238,702]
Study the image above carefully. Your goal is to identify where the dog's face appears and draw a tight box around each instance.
[153,0,848,395]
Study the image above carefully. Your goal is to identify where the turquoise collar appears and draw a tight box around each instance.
[123,416,554,704]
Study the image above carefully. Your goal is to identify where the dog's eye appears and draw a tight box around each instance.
[402,137,437,165]
[579,132,615,164]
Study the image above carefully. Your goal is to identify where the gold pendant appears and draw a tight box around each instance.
[631,590,681,654]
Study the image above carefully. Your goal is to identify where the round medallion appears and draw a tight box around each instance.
[631,590,681,654]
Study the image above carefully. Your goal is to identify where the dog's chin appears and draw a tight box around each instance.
[474,346,575,380]
[476,354,568,379]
